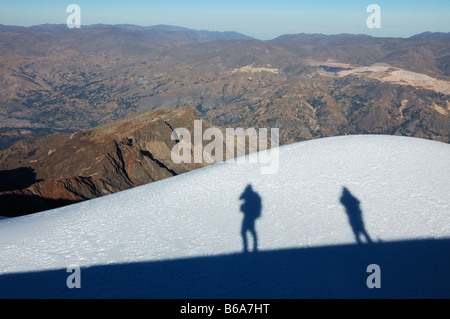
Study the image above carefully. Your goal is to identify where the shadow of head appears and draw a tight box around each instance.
[340,187,361,210]
[239,184,262,218]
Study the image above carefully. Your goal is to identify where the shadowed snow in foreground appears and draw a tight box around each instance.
[1,239,449,299]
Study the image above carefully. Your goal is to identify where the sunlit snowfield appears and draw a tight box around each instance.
[1,135,449,298]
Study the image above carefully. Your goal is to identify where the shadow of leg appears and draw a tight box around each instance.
[242,229,249,253]
[250,228,258,252]
[363,231,373,244]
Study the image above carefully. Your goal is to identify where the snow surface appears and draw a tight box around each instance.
[0,135,449,298]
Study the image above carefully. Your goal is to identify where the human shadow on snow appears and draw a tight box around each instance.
[1,185,448,299]
[239,184,262,253]
[340,187,373,244]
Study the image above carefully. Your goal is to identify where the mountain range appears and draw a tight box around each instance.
[0,25,448,149]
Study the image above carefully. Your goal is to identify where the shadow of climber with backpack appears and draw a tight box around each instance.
[340,187,372,244]
[239,184,262,253]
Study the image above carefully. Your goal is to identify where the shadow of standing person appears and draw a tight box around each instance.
[239,184,262,253]
[340,187,372,244]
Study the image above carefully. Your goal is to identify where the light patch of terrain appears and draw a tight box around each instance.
[232,64,279,74]
[337,63,450,95]
[430,102,449,116]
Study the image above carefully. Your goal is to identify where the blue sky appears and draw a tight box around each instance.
[0,0,449,39]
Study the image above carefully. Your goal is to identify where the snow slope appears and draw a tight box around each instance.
[0,135,449,298]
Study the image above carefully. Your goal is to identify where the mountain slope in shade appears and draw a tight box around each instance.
[0,135,449,298]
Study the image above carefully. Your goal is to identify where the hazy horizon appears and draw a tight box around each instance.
[1,22,449,41]
[0,0,449,40]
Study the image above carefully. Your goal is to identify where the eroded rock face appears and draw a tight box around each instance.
[0,107,220,217]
